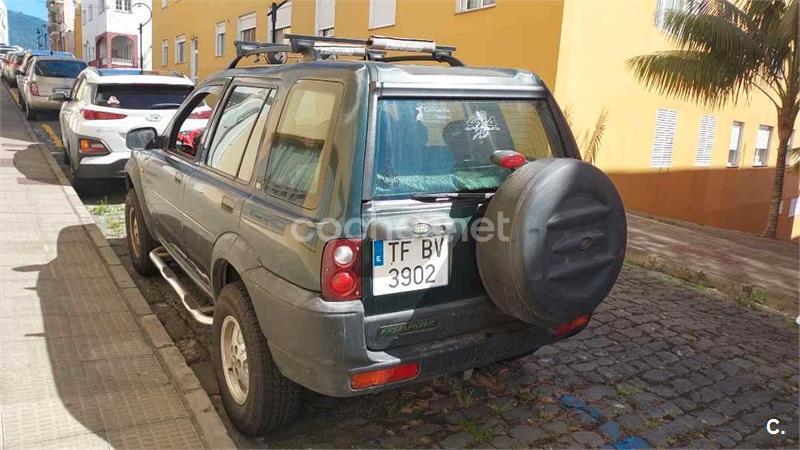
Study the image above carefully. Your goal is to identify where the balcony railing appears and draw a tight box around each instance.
[111,57,134,66]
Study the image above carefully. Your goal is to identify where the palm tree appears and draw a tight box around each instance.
[628,0,799,239]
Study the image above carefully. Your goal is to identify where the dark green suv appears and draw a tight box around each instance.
[123,35,627,436]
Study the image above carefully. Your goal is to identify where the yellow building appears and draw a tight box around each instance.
[153,0,799,241]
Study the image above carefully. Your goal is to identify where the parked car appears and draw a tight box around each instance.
[123,35,627,436]
[2,51,25,86]
[16,55,86,120]
[58,68,195,188]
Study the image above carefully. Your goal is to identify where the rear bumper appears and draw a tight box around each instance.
[76,150,129,179]
[243,266,554,397]
[27,95,64,111]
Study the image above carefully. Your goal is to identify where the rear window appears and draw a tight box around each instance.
[94,84,193,109]
[373,98,565,198]
[34,60,86,78]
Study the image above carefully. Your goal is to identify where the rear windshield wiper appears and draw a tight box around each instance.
[410,192,494,202]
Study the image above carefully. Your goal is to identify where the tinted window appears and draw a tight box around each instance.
[265,80,343,209]
[94,84,193,109]
[34,60,87,78]
[205,86,272,177]
[373,99,564,198]
[237,90,275,183]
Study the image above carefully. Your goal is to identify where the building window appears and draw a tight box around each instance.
[694,115,716,167]
[655,0,698,29]
[82,9,86,25]
[161,40,168,66]
[215,22,226,56]
[789,197,799,217]
[162,0,168,8]
[650,108,678,168]
[88,4,93,20]
[456,0,496,13]
[115,0,131,12]
[369,0,396,29]
[175,35,186,63]
[754,125,772,166]
[268,1,292,43]
[316,0,335,36]
[727,121,744,167]
[239,12,257,41]
[786,130,795,166]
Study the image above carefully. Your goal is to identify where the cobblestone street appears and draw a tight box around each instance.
[7,85,800,449]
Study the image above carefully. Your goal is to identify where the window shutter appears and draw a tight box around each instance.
[275,1,292,29]
[694,115,716,166]
[729,122,742,150]
[756,126,771,149]
[650,109,678,168]
[239,12,257,32]
[216,22,226,35]
[316,0,336,32]
[369,0,396,29]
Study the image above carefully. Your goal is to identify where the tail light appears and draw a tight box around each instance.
[555,314,590,337]
[321,238,362,301]
[29,82,39,96]
[78,138,110,156]
[81,108,127,120]
[351,362,420,390]
[189,108,212,120]
[491,150,527,170]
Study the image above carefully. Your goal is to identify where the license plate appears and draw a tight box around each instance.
[372,236,450,295]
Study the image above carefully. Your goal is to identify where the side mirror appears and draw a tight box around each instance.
[48,92,69,102]
[126,127,160,151]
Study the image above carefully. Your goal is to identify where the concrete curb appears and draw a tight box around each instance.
[14,97,236,449]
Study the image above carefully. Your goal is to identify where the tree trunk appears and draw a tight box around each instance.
[761,108,797,238]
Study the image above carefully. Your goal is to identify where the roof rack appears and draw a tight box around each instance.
[228,34,463,69]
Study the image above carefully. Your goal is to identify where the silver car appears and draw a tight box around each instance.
[16,56,87,120]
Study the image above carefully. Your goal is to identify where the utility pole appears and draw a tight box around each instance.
[132,2,152,70]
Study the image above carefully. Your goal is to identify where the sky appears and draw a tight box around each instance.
[6,0,48,20]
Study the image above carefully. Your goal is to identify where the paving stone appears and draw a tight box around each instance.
[508,425,547,444]
[572,431,605,448]
[0,394,103,447]
[105,418,202,449]
[439,431,473,449]
[95,385,188,430]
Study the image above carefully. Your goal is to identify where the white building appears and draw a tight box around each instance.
[48,0,76,54]
[81,0,151,69]
[0,0,9,45]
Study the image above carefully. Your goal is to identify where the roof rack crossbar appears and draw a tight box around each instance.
[228,34,462,68]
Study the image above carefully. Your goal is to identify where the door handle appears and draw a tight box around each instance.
[221,196,235,214]
[173,172,183,184]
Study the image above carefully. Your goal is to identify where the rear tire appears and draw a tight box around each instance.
[124,189,157,276]
[213,281,301,436]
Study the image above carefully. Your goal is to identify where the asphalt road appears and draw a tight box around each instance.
[14,86,800,449]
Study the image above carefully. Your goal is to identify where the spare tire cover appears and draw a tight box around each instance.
[477,158,626,326]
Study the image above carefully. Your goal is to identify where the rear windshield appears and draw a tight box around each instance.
[94,84,193,109]
[373,98,565,198]
[34,60,86,78]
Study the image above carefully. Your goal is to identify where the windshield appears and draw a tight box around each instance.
[94,84,193,109]
[373,98,565,198]
[34,60,86,78]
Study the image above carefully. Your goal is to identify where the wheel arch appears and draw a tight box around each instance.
[211,233,261,298]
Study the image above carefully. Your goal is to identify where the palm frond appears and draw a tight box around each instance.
[662,8,761,61]
[627,50,754,107]
[582,110,608,165]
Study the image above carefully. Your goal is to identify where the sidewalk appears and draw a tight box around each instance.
[0,87,233,448]
[626,212,799,315]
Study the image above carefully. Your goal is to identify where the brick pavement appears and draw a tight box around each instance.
[0,85,232,449]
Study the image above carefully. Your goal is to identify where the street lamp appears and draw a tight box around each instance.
[267,1,289,43]
[132,2,152,70]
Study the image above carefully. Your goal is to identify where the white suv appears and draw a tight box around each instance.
[58,68,195,187]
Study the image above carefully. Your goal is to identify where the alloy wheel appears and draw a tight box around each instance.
[221,315,249,405]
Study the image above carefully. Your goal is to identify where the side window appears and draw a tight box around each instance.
[265,80,343,209]
[237,90,276,183]
[167,85,223,159]
[205,86,272,179]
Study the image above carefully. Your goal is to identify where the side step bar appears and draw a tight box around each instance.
[149,248,214,325]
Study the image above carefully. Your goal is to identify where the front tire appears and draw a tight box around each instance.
[125,189,157,276]
[213,281,301,436]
